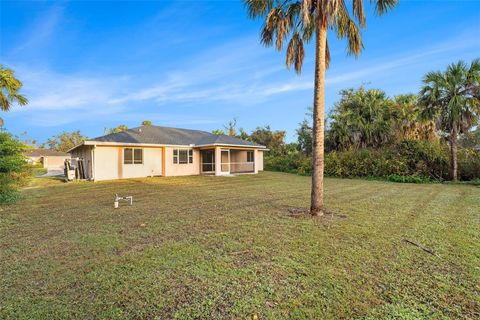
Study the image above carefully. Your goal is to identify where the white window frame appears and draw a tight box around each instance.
[173,148,193,165]
[124,148,143,165]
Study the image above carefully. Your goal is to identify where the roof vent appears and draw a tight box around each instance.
[138,128,142,133]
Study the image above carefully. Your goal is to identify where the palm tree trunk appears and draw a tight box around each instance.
[450,126,458,181]
[310,23,327,216]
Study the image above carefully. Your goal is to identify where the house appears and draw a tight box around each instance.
[24,149,71,170]
[68,125,267,181]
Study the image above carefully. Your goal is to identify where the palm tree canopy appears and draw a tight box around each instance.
[419,59,480,135]
[0,65,28,112]
[328,87,395,149]
[243,0,397,73]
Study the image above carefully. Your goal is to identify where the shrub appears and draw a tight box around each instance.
[265,140,479,182]
[0,131,29,204]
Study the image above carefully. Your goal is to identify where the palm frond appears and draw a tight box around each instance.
[243,0,275,18]
[373,0,398,15]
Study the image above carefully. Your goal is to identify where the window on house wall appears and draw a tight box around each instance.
[173,149,178,164]
[124,148,143,164]
[173,149,193,164]
[247,151,254,162]
[179,149,188,164]
[134,149,143,164]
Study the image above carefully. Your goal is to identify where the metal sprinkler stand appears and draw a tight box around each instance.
[114,194,133,208]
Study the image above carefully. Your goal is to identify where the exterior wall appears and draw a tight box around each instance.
[43,156,71,170]
[93,146,163,181]
[164,147,200,176]
[257,150,264,171]
[122,147,163,179]
[71,143,265,181]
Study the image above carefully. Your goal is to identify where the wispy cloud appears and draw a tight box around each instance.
[8,27,479,129]
[9,5,63,55]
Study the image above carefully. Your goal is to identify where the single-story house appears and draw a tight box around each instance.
[24,149,71,170]
[69,125,267,181]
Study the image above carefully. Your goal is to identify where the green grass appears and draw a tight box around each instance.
[1,172,479,319]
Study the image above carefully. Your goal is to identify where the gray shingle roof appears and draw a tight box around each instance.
[90,125,265,148]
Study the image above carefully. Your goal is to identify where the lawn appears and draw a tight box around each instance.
[1,172,479,319]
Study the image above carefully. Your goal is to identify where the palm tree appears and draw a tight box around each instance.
[0,65,28,126]
[244,0,397,215]
[419,59,480,181]
[392,94,437,142]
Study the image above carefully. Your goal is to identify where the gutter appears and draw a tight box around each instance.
[68,140,268,151]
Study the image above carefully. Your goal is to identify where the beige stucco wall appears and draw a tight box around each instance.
[43,156,71,170]
[92,146,163,181]
[164,147,200,176]
[92,146,119,181]
[257,150,264,171]
[72,144,264,181]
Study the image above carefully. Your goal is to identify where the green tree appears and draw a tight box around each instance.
[459,126,480,148]
[141,120,153,126]
[46,130,87,152]
[237,128,250,141]
[109,124,128,134]
[419,59,480,181]
[328,87,395,150]
[212,129,226,135]
[297,119,313,156]
[391,94,437,142]
[244,0,397,215]
[0,130,28,203]
[250,125,286,154]
[0,65,28,127]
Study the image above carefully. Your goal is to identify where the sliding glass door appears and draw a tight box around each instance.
[201,150,215,173]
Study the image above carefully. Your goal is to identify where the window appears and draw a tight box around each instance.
[173,149,178,164]
[124,148,143,164]
[124,148,133,164]
[173,149,193,164]
[179,149,188,164]
[134,149,143,164]
[247,151,254,163]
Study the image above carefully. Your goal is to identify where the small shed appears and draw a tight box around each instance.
[24,149,71,170]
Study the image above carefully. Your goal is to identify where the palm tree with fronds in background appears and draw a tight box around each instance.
[243,0,397,215]
[419,59,480,181]
[0,65,28,127]
[392,94,437,142]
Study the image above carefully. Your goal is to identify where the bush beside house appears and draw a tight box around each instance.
[0,131,30,203]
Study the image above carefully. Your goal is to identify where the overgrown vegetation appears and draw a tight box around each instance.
[1,172,478,319]
[0,131,30,203]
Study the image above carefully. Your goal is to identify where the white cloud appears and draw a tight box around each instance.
[8,28,479,129]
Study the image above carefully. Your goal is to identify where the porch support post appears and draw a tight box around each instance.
[254,149,259,174]
[214,147,222,176]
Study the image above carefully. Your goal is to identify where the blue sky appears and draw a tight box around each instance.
[1,0,479,143]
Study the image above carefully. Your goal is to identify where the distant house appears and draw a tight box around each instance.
[25,149,71,170]
[69,125,267,181]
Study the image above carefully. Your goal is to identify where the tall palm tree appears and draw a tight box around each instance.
[419,59,480,181]
[0,65,28,127]
[244,0,397,215]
